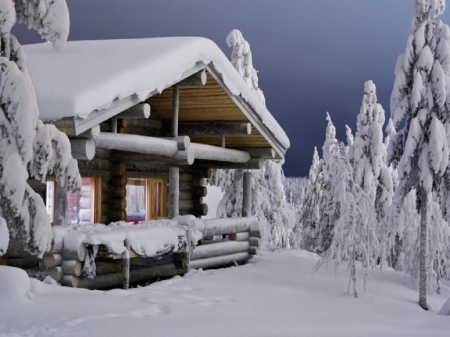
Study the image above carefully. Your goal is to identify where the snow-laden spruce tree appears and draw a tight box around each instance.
[294,147,323,250]
[316,113,339,253]
[317,140,375,298]
[226,29,265,105]
[214,29,294,248]
[350,81,395,268]
[389,0,450,309]
[217,160,295,248]
[0,0,81,257]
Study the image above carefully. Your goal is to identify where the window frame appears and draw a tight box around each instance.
[126,177,167,222]
[46,176,102,225]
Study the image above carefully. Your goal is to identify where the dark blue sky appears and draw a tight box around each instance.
[14,1,450,176]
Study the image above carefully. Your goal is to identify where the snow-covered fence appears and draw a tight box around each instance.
[190,216,260,269]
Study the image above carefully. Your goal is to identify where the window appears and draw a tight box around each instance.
[126,178,167,222]
[46,177,102,225]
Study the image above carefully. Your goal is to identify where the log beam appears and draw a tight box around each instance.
[96,132,193,164]
[69,138,96,160]
[178,70,207,87]
[116,103,151,119]
[191,143,251,163]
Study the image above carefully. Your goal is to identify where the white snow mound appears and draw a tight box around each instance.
[0,266,31,302]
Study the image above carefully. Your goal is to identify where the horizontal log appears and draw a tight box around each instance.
[61,263,184,289]
[164,136,190,151]
[178,122,251,135]
[47,266,64,282]
[229,232,250,242]
[189,252,249,270]
[6,257,40,269]
[249,237,261,248]
[178,70,207,86]
[61,244,87,262]
[61,260,83,277]
[117,103,151,119]
[70,138,96,160]
[76,125,101,139]
[194,158,263,170]
[249,247,258,255]
[192,203,208,217]
[96,132,192,164]
[43,254,63,268]
[244,148,276,159]
[179,199,194,210]
[179,190,193,201]
[93,148,112,160]
[249,230,261,238]
[202,217,257,237]
[190,143,251,163]
[192,241,249,260]
[111,163,126,176]
[94,261,124,275]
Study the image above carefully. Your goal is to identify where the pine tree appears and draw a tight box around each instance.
[389,0,450,310]
[295,147,323,250]
[0,1,81,257]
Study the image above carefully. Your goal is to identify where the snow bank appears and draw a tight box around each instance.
[438,297,450,315]
[23,37,289,149]
[0,266,31,302]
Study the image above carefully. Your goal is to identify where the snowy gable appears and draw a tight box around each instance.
[23,37,289,155]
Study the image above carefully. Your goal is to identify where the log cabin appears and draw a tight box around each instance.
[1,37,290,289]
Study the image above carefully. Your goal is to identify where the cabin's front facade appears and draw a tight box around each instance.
[2,37,289,289]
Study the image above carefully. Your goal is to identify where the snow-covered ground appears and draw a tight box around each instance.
[1,250,449,337]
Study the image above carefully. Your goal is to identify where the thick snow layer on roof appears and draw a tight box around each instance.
[24,37,290,149]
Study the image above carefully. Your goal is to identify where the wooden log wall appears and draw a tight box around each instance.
[190,217,262,269]
[46,240,189,290]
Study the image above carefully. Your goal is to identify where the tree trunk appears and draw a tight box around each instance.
[419,188,429,311]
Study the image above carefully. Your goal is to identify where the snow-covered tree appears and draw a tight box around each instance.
[283,176,307,207]
[316,141,375,298]
[226,29,265,105]
[315,113,340,253]
[389,0,450,309]
[213,29,294,248]
[0,0,81,257]
[294,147,323,250]
[217,160,295,249]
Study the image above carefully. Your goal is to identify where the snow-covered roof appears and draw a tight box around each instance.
[23,37,290,150]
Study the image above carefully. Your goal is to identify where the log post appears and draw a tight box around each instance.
[123,240,130,290]
[242,171,252,217]
[169,84,180,218]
